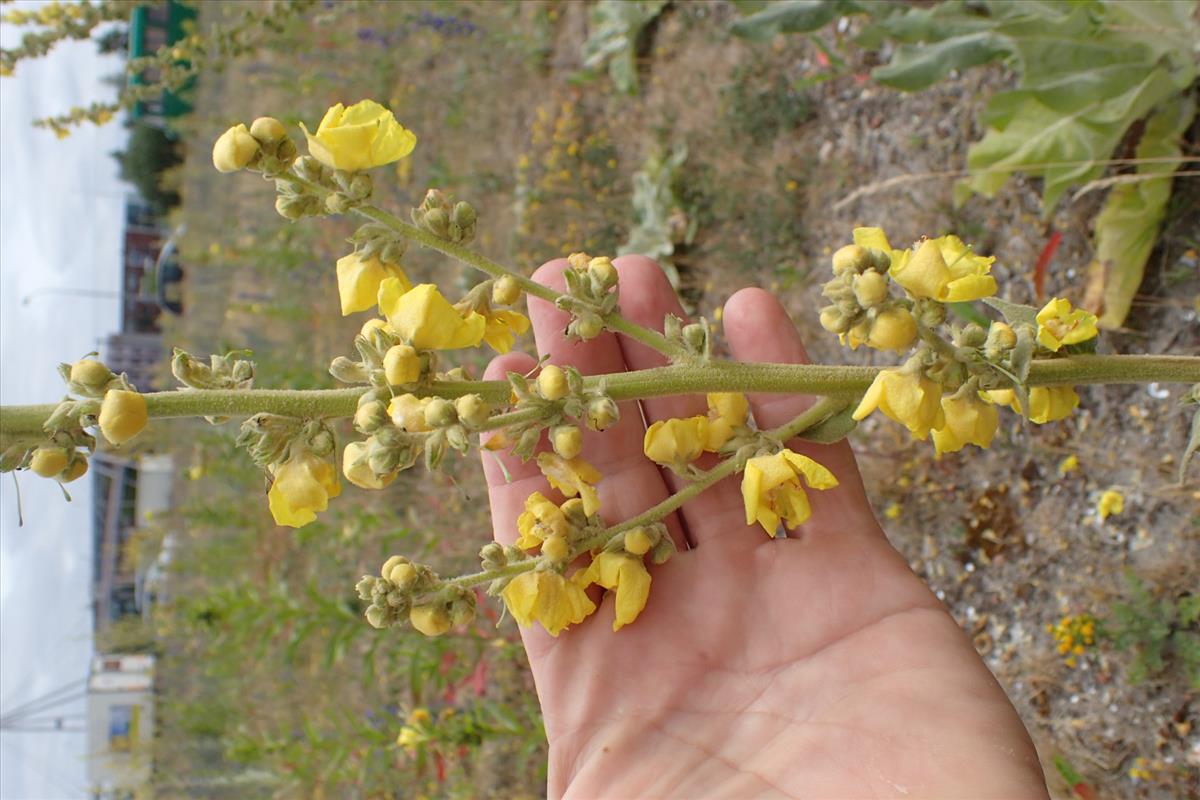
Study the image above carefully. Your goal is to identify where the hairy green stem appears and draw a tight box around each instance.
[3,356,1197,443]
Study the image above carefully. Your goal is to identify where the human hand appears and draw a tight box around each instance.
[483,257,1048,799]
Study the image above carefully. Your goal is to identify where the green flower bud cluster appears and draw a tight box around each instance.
[357,556,476,635]
[171,348,255,391]
[324,170,373,214]
[347,221,408,266]
[663,314,711,359]
[421,394,491,470]
[503,365,619,460]
[236,414,333,469]
[818,245,918,354]
[274,156,333,220]
[557,253,620,342]
[604,523,675,565]
[412,189,477,245]
[329,322,431,390]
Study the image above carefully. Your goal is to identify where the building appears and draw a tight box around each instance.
[86,654,155,799]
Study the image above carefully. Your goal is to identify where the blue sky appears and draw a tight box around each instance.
[1,3,128,797]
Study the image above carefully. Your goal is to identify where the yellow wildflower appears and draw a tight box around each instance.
[300,99,416,172]
[501,571,596,636]
[853,369,946,439]
[1035,298,1099,352]
[573,552,652,631]
[624,528,654,555]
[98,390,148,445]
[643,416,709,467]
[536,453,601,515]
[742,449,839,536]
[388,393,432,432]
[481,308,531,353]
[706,392,749,448]
[931,394,1000,455]
[396,726,422,749]
[379,281,485,350]
[866,308,918,353]
[407,708,431,726]
[986,386,1079,424]
[30,447,69,478]
[854,228,995,302]
[409,605,452,636]
[515,491,569,550]
[211,124,260,173]
[383,344,421,385]
[536,365,569,401]
[884,502,902,520]
[852,227,897,263]
[1058,454,1079,475]
[337,252,410,316]
[1097,489,1124,521]
[342,441,396,490]
[268,451,341,528]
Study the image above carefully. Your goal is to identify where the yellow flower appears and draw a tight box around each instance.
[1035,298,1099,352]
[501,571,596,636]
[1097,489,1124,521]
[300,100,416,172]
[396,726,422,749]
[643,416,709,467]
[481,308,531,353]
[866,308,918,352]
[407,708,431,726]
[388,393,432,432]
[1058,454,1079,475]
[855,229,996,302]
[342,441,396,490]
[98,390,148,445]
[515,491,569,550]
[30,447,69,478]
[337,252,410,316]
[379,281,486,350]
[212,123,260,172]
[931,394,1000,455]
[706,392,749,448]
[536,453,601,515]
[536,365,569,401]
[853,369,946,439]
[741,449,839,536]
[985,386,1079,424]
[573,552,652,631]
[268,451,342,528]
[410,604,452,636]
[382,344,421,385]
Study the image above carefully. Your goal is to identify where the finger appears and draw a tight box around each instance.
[723,288,877,531]
[525,260,687,550]
[612,256,746,546]
[481,351,545,546]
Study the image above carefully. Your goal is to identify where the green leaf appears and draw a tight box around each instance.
[730,0,859,41]
[581,0,668,95]
[872,31,1012,91]
[947,300,992,327]
[982,296,1037,327]
[1089,94,1196,327]
[799,403,859,443]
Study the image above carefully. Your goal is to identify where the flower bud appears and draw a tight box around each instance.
[325,193,352,214]
[69,359,112,392]
[588,256,618,290]
[586,395,619,431]
[537,365,568,401]
[275,193,308,220]
[866,308,918,353]
[570,313,604,341]
[365,605,390,629]
[98,390,148,445]
[492,276,521,306]
[454,394,490,428]
[852,271,889,308]
[451,201,476,229]
[330,356,369,384]
[985,321,1017,359]
[249,116,287,144]
[624,528,654,556]
[831,244,868,275]
[354,400,388,433]
[409,605,452,637]
[212,124,260,173]
[423,397,457,428]
[449,593,476,627]
[479,542,507,568]
[381,555,408,579]
[342,440,395,489]
[541,535,569,562]
[347,174,373,201]
[421,208,450,238]
[383,344,420,386]
[387,562,418,588]
[275,137,298,164]
[551,425,582,460]
[567,252,591,270]
[957,323,987,348]
[560,497,587,525]
[30,447,69,478]
[819,306,850,334]
[61,458,88,483]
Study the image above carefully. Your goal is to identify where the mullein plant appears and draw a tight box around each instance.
[3,99,1198,642]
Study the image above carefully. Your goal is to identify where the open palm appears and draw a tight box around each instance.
[483,257,1048,799]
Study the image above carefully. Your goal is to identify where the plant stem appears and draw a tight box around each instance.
[2,356,1197,442]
